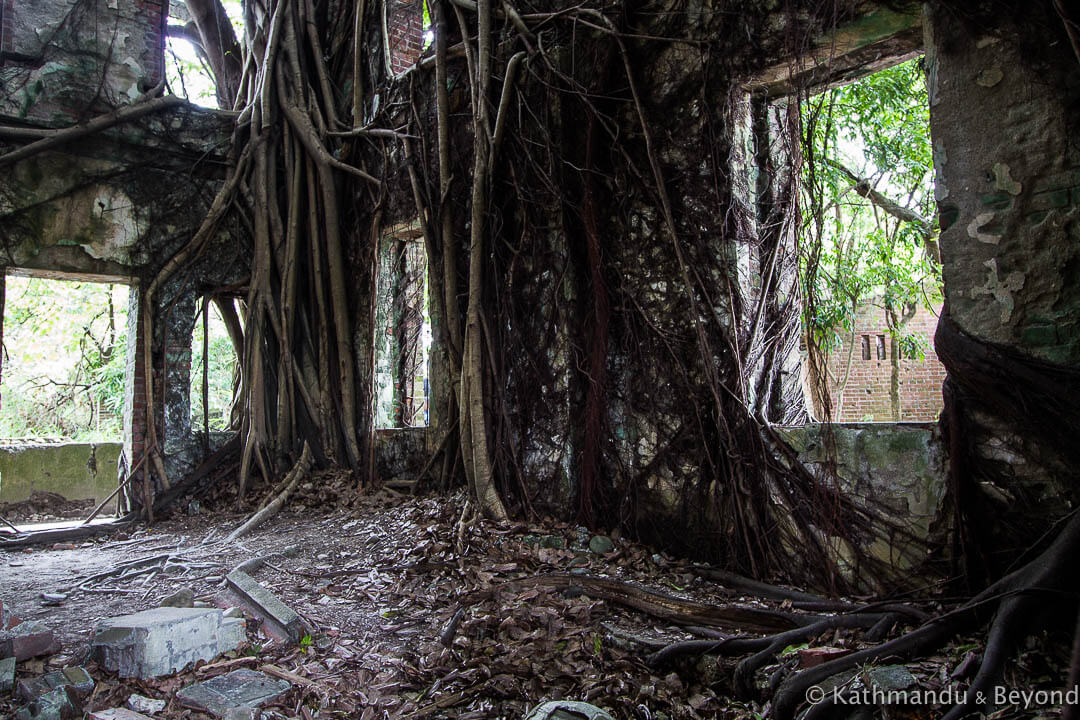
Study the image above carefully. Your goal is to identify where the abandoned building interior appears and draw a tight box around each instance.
[0,0,1079,717]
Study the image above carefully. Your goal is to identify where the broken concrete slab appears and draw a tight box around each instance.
[0,621,58,661]
[524,700,616,720]
[226,569,302,641]
[0,655,15,692]
[177,668,290,717]
[159,586,195,608]
[17,666,95,702]
[88,710,153,720]
[91,607,245,679]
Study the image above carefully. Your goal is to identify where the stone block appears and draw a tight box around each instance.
[89,710,153,720]
[14,686,79,720]
[91,607,244,679]
[177,668,290,717]
[17,666,94,701]
[0,621,58,661]
[219,616,247,650]
[226,570,301,641]
[0,655,15,692]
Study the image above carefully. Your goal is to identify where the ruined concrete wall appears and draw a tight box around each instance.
[775,423,949,590]
[925,5,1080,568]
[1,0,165,123]
[0,0,240,502]
[0,441,123,512]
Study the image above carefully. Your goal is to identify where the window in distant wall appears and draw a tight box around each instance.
[373,221,431,428]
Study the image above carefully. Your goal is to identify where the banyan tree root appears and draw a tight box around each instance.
[226,443,313,542]
[765,510,1080,720]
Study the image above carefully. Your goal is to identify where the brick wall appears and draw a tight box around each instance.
[134,0,167,88]
[825,303,946,421]
[0,0,14,57]
[387,0,425,75]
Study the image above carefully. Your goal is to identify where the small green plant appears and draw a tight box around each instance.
[299,634,314,653]
[780,642,809,656]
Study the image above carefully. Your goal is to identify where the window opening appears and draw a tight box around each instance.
[164,0,244,108]
[799,56,945,422]
[190,297,240,434]
[374,222,431,428]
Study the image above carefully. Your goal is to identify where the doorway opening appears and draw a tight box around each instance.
[798,56,946,422]
[0,271,133,527]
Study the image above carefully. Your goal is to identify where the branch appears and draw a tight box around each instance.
[828,158,940,264]
[0,94,186,168]
[828,158,932,237]
[183,0,243,107]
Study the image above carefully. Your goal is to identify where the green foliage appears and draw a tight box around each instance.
[0,277,129,440]
[800,58,942,362]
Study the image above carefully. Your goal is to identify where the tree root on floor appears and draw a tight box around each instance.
[645,513,1080,720]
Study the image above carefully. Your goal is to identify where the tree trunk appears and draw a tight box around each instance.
[184,0,243,108]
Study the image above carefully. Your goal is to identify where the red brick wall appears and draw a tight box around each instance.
[825,303,947,421]
[387,0,425,75]
[134,0,168,88]
[0,0,14,57]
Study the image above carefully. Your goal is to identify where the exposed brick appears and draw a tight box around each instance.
[823,303,946,422]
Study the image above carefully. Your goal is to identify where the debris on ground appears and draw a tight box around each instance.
[0,491,95,524]
[223,569,302,642]
[0,620,58,661]
[0,490,1070,719]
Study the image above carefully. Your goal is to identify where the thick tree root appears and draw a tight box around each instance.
[226,443,313,542]
[767,511,1080,720]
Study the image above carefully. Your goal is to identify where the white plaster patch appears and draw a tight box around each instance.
[992,163,1022,195]
[976,66,1004,88]
[967,212,1001,244]
[968,258,1025,323]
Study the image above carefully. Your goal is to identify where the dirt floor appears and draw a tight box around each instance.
[0,489,1070,719]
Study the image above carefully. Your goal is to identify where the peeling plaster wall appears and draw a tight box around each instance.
[1,0,165,124]
[927,21,1080,362]
[925,7,1080,555]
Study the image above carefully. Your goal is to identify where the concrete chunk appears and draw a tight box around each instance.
[177,668,290,717]
[126,693,166,714]
[0,621,58,661]
[91,607,244,679]
[226,570,301,641]
[18,666,95,701]
[89,710,153,720]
